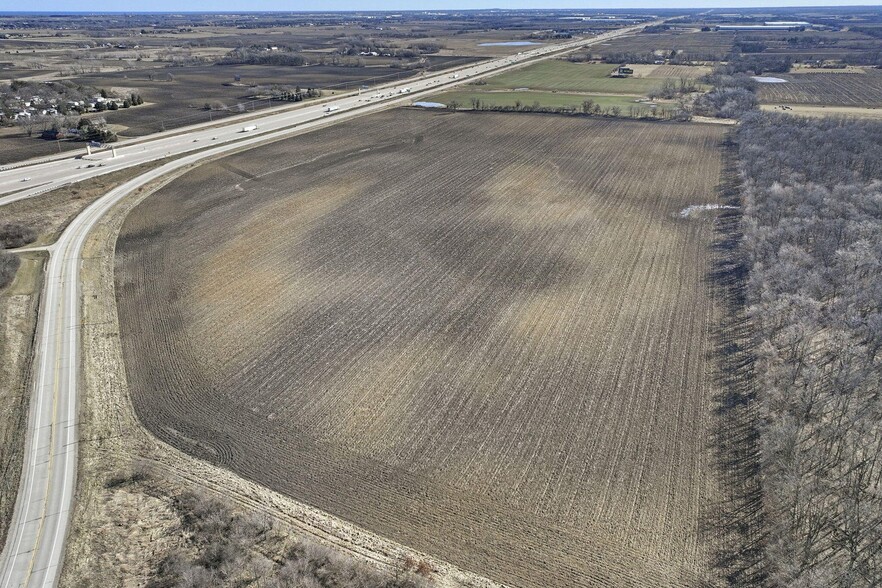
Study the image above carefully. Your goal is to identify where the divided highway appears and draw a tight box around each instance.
[0,21,655,588]
[0,23,646,205]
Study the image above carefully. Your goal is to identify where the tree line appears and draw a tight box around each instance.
[445,97,690,121]
[737,111,882,586]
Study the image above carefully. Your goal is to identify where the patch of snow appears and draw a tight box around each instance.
[752,76,788,83]
[412,101,446,108]
[679,204,739,218]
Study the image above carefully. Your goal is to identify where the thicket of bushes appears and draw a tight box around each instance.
[738,112,882,586]
[694,73,758,118]
[446,98,690,121]
[722,54,793,75]
[0,252,19,289]
[0,223,36,250]
[694,86,757,118]
[0,223,35,289]
[118,475,435,588]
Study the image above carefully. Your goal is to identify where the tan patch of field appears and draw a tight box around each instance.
[649,64,712,78]
[756,70,882,107]
[623,63,660,78]
[620,64,710,80]
[760,103,882,119]
[115,109,726,587]
[788,64,868,74]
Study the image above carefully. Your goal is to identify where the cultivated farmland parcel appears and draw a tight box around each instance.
[115,109,726,587]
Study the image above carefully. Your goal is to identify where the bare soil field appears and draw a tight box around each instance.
[593,30,735,60]
[70,64,425,136]
[648,63,713,78]
[0,58,477,164]
[761,103,882,119]
[63,158,500,588]
[756,70,882,107]
[115,109,726,587]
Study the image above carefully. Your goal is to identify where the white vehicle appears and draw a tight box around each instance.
[241,125,258,132]
[21,177,31,182]
[324,105,339,114]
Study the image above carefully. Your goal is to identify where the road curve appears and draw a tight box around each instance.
[0,21,657,588]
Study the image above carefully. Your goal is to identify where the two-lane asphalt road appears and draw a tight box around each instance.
[0,21,657,588]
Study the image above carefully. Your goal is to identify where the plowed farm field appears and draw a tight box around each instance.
[756,70,882,107]
[115,110,726,587]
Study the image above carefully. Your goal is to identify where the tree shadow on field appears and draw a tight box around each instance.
[702,137,770,588]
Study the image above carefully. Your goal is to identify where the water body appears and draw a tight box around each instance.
[412,101,447,108]
[752,76,788,83]
[478,41,543,46]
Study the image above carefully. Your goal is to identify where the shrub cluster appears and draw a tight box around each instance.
[148,488,433,588]
[694,73,759,118]
[0,222,35,290]
[0,252,19,289]
[0,223,37,249]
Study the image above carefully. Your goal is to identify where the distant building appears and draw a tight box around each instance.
[765,21,812,27]
[613,66,634,77]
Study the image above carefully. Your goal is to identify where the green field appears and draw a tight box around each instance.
[476,61,666,94]
[428,90,668,116]
[427,59,707,118]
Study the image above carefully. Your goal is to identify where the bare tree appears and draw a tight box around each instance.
[14,116,38,137]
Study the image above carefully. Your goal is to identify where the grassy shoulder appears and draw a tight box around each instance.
[0,251,47,550]
[0,159,174,248]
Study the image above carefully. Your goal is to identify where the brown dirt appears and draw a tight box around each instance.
[62,145,496,588]
[756,70,882,107]
[760,103,882,119]
[114,109,728,587]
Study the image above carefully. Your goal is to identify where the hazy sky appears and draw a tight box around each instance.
[5,1,882,12]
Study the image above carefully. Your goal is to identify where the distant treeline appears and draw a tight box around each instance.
[446,97,689,121]
[737,112,882,586]
[218,47,308,67]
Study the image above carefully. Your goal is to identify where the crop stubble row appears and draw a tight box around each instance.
[115,110,726,587]
[757,71,882,107]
